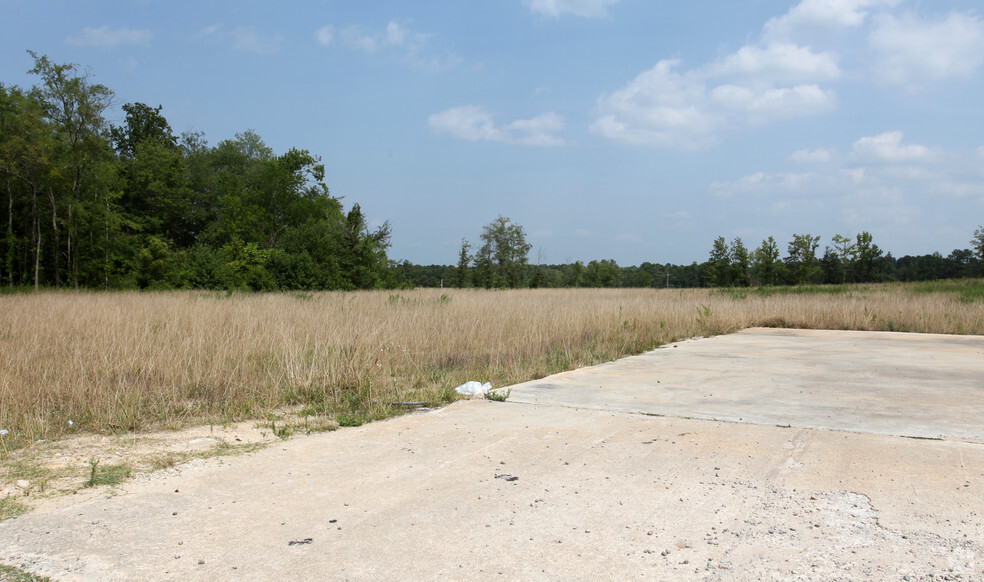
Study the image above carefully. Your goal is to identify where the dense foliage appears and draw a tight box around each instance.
[1,53,396,291]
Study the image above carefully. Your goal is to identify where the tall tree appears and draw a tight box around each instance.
[972,226,984,275]
[451,238,471,288]
[853,231,883,282]
[474,215,531,289]
[730,237,750,287]
[830,234,856,283]
[751,236,783,286]
[704,236,731,287]
[27,51,115,287]
[785,233,822,285]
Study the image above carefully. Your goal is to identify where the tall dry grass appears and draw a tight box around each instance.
[1,282,982,447]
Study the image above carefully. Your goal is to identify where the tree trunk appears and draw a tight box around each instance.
[47,186,60,286]
[32,184,39,290]
[4,170,11,286]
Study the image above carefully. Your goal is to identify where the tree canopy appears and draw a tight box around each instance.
[1,53,396,291]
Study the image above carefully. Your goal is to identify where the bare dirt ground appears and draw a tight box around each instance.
[2,328,983,581]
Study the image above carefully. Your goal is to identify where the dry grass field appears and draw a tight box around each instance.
[1,281,983,451]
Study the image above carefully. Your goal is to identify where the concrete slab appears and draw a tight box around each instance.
[507,327,984,441]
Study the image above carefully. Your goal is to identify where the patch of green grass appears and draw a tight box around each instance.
[0,563,52,582]
[716,284,861,299]
[0,496,31,521]
[336,411,368,427]
[84,458,131,488]
[910,279,984,303]
[484,388,512,402]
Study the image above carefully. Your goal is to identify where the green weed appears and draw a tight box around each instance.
[84,458,131,488]
[0,563,52,581]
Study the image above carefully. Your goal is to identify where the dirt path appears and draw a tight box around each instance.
[2,329,983,581]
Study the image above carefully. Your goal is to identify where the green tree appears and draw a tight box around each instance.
[730,237,750,287]
[451,238,471,288]
[705,236,731,287]
[853,231,883,282]
[339,203,392,289]
[751,236,782,286]
[971,226,984,274]
[474,215,531,289]
[28,51,116,288]
[830,234,856,283]
[785,233,822,285]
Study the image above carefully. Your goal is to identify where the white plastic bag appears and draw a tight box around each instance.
[454,381,492,396]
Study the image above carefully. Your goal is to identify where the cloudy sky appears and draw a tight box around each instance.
[2,0,983,265]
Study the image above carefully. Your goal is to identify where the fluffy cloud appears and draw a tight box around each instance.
[869,11,984,87]
[763,0,900,42]
[705,43,842,84]
[66,26,152,47]
[428,106,566,147]
[851,131,931,162]
[523,0,619,18]
[710,130,970,233]
[592,58,836,148]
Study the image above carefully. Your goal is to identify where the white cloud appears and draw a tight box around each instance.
[336,21,428,54]
[197,24,222,38]
[229,27,282,55]
[524,0,619,18]
[321,20,460,71]
[710,132,979,236]
[764,0,900,42]
[869,11,984,87]
[428,106,567,147]
[195,24,281,54]
[705,43,842,84]
[592,58,836,148]
[790,147,835,163]
[851,131,931,162]
[67,26,152,47]
[315,25,335,45]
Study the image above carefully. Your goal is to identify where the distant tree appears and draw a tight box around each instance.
[830,234,856,283]
[451,238,471,288]
[751,236,782,286]
[785,233,822,285]
[973,226,984,273]
[567,260,585,287]
[474,215,531,288]
[705,236,731,287]
[585,259,620,287]
[730,237,750,287]
[853,231,883,282]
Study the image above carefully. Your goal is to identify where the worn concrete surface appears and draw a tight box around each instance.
[2,328,983,581]
[507,328,984,441]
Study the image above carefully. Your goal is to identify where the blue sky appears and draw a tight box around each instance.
[2,0,983,265]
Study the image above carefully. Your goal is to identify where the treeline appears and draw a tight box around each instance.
[1,52,395,291]
[397,230,984,289]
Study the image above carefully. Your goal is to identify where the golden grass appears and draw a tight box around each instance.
[1,282,982,448]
